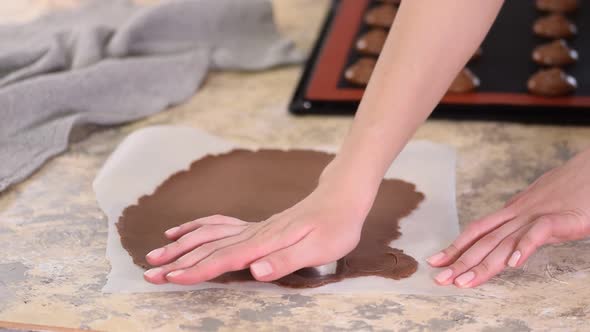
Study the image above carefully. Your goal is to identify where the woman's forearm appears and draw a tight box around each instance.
[325,0,504,194]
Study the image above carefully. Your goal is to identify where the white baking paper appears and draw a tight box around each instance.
[94,126,465,295]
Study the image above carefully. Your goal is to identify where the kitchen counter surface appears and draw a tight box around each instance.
[1,1,589,331]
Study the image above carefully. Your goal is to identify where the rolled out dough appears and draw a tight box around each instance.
[117,149,424,288]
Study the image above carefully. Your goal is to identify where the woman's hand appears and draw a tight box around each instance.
[428,148,590,288]
[142,166,376,285]
[142,0,509,285]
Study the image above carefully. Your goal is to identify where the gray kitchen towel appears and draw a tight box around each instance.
[0,0,303,192]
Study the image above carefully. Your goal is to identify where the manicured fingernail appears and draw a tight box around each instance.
[166,270,185,279]
[165,227,180,237]
[508,250,521,268]
[434,268,453,283]
[427,252,446,265]
[147,248,165,259]
[455,271,475,287]
[251,261,273,278]
[144,268,162,278]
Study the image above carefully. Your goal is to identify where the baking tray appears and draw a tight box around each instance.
[289,0,590,124]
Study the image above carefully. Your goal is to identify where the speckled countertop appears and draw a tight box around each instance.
[1,1,589,331]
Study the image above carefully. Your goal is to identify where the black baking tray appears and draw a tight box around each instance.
[289,0,590,124]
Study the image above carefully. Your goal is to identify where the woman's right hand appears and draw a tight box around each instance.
[143,164,377,285]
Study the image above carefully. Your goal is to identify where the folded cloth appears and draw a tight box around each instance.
[0,0,303,192]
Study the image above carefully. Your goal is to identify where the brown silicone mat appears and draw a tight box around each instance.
[289,0,590,123]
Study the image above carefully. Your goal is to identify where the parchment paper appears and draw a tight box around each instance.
[94,126,464,295]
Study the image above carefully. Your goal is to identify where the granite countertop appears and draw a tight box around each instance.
[1,1,589,331]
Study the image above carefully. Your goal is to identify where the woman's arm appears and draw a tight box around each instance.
[143,0,505,285]
[324,0,504,193]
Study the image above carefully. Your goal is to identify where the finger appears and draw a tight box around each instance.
[505,211,586,270]
[507,213,573,269]
[146,224,248,266]
[250,236,321,282]
[433,215,532,285]
[144,225,258,284]
[165,223,313,285]
[427,207,517,267]
[164,215,248,240]
[454,227,526,288]
[548,210,590,242]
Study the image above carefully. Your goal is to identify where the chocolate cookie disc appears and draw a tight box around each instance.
[356,29,388,55]
[533,14,577,39]
[532,39,578,66]
[365,4,397,28]
[345,58,376,86]
[536,0,578,13]
[527,68,577,97]
[448,68,480,93]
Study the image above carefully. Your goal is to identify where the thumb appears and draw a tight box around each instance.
[508,213,564,268]
[249,236,320,282]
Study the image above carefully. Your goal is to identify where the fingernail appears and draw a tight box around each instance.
[434,268,453,283]
[144,268,162,278]
[455,271,475,287]
[147,248,165,259]
[508,250,521,268]
[165,227,180,237]
[166,270,185,279]
[427,252,446,265]
[251,261,273,278]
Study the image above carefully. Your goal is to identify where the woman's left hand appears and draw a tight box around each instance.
[427,148,590,288]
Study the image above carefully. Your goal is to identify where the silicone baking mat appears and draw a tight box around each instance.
[289,0,590,123]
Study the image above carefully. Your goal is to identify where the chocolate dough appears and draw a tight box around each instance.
[533,14,577,39]
[344,58,376,86]
[532,39,578,66]
[356,29,388,55]
[365,4,397,28]
[117,150,424,288]
[536,0,578,13]
[448,68,480,94]
[527,67,577,97]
